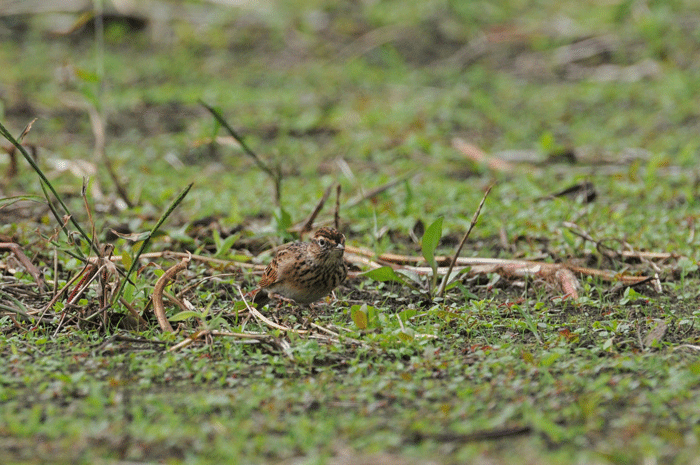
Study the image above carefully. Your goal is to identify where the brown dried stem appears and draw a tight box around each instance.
[152,255,191,333]
[437,184,492,298]
[296,183,336,237]
[0,242,46,291]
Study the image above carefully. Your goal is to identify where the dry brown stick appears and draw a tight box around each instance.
[236,286,309,334]
[163,291,190,313]
[403,260,648,285]
[309,322,369,347]
[346,172,414,208]
[152,255,191,333]
[437,184,492,298]
[411,425,531,444]
[119,297,148,328]
[96,250,257,269]
[334,184,341,230]
[337,24,411,61]
[564,221,678,261]
[86,88,133,208]
[348,245,676,266]
[66,262,108,306]
[38,261,91,322]
[0,242,46,291]
[347,245,650,286]
[345,245,449,265]
[296,183,336,237]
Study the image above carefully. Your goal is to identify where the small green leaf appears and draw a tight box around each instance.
[362,266,406,284]
[561,228,576,248]
[75,67,100,83]
[421,217,443,271]
[398,308,416,322]
[274,207,292,233]
[603,337,614,351]
[540,351,561,368]
[539,131,555,152]
[214,232,240,259]
[351,304,369,329]
[212,228,222,250]
[121,281,135,301]
[170,311,203,322]
[121,251,132,273]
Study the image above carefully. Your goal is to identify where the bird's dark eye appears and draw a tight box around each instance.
[318,238,327,247]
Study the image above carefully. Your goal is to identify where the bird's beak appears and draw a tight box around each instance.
[337,243,345,250]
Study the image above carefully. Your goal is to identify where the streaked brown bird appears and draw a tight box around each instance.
[253,227,348,307]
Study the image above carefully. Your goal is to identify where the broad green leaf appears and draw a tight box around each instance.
[212,228,222,250]
[561,228,576,248]
[351,304,369,329]
[538,131,554,152]
[421,217,443,271]
[362,266,406,284]
[121,251,132,273]
[121,281,135,301]
[274,207,292,233]
[75,67,100,83]
[215,232,240,259]
[398,308,416,323]
[170,311,203,322]
[540,351,561,368]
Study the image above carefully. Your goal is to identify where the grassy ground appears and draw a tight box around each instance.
[2,1,700,463]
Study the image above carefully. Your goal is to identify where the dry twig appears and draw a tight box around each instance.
[437,184,492,297]
[296,183,336,238]
[0,242,46,291]
[152,255,191,333]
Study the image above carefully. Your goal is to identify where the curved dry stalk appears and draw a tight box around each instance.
[555,268,579,299]
[236,287,309,335]
[152,255,191,333]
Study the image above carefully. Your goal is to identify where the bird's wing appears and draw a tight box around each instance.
[257,256,279,288]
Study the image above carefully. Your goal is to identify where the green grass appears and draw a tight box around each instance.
[2,0,700,463]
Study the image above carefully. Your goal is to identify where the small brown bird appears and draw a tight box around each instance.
[253,227,348,307]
